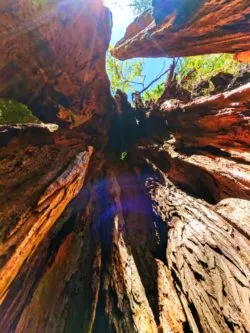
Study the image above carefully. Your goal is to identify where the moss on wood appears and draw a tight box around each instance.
[0,99,40,124]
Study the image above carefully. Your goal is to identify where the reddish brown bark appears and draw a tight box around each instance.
[0,0,113,126]
[161,83,250,153]
[0,0,250,332]
[136,142,250,204]
[113,0,250,60]
[0,104,250,333]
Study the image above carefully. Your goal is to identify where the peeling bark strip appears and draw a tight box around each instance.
[113,0,250,60]
[0,147,93,305]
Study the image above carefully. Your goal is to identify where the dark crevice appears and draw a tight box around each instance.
[169,268,195,333]
[151,212,168,264]
[211,246,223,256]
[193,271,205,282]
[183,320,193,333]
[178,145,250,166]
[140,148,218,204]
[93,288,116,333]
[188,303,204,333]
[224,316,235,332]
[171,266,182,289]
[200,261,209,269]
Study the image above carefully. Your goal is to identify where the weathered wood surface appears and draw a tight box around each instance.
[0,1,250,332]
[113,0,250,60]
[1,155,248,333]
[0,121,249,332]
[0,0,113,126]
[160,82,250,152]
[136,141,250,204]
[144,161,250,333]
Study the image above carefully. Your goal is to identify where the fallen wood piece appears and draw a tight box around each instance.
[113,0,250,60]
[161,83,250,151]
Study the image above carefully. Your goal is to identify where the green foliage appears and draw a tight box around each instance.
[0,99,40,124]
[128,0,152,14]
[109,0,152,15]
[142,82,165,102]
[120,151,128,161]
[177,54,244,92]
[139,54,246,102]
[106,48,145,95]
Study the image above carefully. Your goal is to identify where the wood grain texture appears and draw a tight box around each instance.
[144,162,250,333]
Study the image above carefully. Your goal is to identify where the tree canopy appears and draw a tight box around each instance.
[177,54,245,92]
[106,52,247,102]
[106,47,145,95]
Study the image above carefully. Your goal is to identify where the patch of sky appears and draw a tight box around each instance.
[104,0,171,95]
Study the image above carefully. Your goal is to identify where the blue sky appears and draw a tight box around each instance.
[105,0,171,93]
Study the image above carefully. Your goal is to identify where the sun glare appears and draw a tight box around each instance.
[103,0,134,45]
[104,0,132,17]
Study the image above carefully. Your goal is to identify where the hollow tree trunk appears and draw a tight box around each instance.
[0,102,250,333]
[0,0,250,332]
